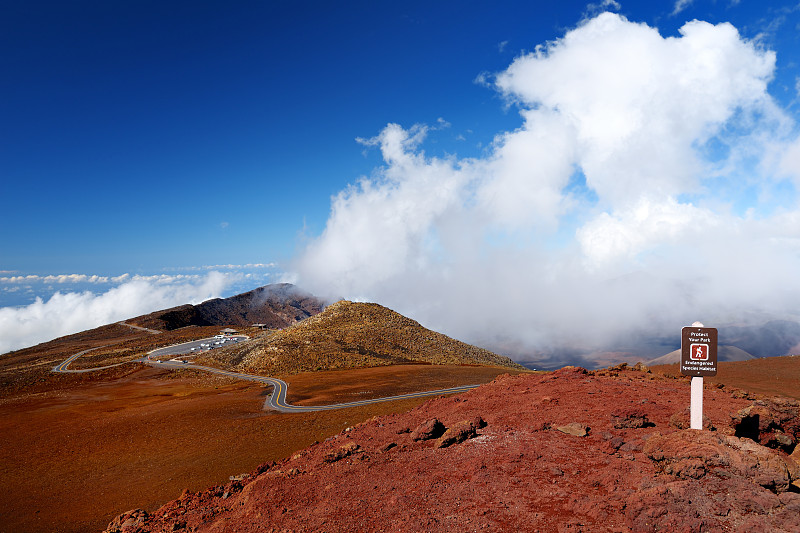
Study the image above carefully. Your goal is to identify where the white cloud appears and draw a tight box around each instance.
[671,0,693,16]
[575,197,718,267]
[0,264,279,283]
[585,0,621,18]
[0,272,231,354]
[780,135,800,188]
[496,14,776,208]
[296,13,800,362]
[476,108,577,228]
[0,272,215,285]
[302,123,469,297]
[0,274,107,284]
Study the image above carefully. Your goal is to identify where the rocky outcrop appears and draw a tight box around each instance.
[611,407,652,429]
[627,429,800,532]
[644,430,799,490]
[731,396,800,453]
[410,417,446,441]
[324,442,360,463]
[104,509,149,533]
[435,417,486,448]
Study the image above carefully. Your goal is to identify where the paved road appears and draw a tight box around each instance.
[145,336,247,358]
[148,359,479,412]
[54,338,481,412]
[52,345,127,373]
[118,321,162,334]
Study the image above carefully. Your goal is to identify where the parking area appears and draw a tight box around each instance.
[147,335,248,362]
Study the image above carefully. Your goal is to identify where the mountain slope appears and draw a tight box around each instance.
[646,345,757,366]
[721,320,800,358]
[130,283,325,331]
[221,300,522,375]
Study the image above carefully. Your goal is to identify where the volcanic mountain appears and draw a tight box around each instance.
[0,283,325,393]
[646,345,757,366]
[129,283,325,331]
[202,300,524,375]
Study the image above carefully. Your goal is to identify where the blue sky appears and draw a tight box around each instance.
[3,0,800,356]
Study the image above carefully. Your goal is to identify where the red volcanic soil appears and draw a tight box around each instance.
[104,365,800,533]
[0,363,515,533]
[651,356,800,400]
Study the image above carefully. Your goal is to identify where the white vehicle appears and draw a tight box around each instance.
[214,335,225,339]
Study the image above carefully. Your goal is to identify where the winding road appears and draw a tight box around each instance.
[53,337,480,412]
[52,345,127,373]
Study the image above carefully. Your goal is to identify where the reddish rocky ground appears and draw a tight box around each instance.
[652,356,800,400]
[0,363,517,533]
[105,365,800,533]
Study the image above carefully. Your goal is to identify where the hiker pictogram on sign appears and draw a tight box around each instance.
[690,344,708,361]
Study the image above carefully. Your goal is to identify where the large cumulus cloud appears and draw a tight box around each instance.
[296,13,800,363]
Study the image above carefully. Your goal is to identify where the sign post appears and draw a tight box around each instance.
[680,322,718,430]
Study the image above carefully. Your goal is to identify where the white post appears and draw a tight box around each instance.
[690,376,703,429]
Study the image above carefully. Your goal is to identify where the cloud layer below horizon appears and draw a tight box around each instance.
[0,273,231,354]
[296,13,800,362]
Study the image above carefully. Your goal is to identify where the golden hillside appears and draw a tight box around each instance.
[226,300,523,375]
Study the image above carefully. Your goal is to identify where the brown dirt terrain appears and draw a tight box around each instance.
[102,362,800,533]
[0,362,519,533]
[651,355,800,400]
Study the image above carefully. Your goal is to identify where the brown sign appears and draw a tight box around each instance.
[681,326,718,377]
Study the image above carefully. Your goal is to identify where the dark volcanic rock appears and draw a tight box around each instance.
[410,417,445,441]
[132,283,325,331]
[611,407,653,429]
[434,417,484,448]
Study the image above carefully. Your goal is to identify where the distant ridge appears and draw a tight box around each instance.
[646,345,756,366]
[130,283,325,331]
[218,300,523,375]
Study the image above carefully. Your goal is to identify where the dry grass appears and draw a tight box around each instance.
[211,300,523,375]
